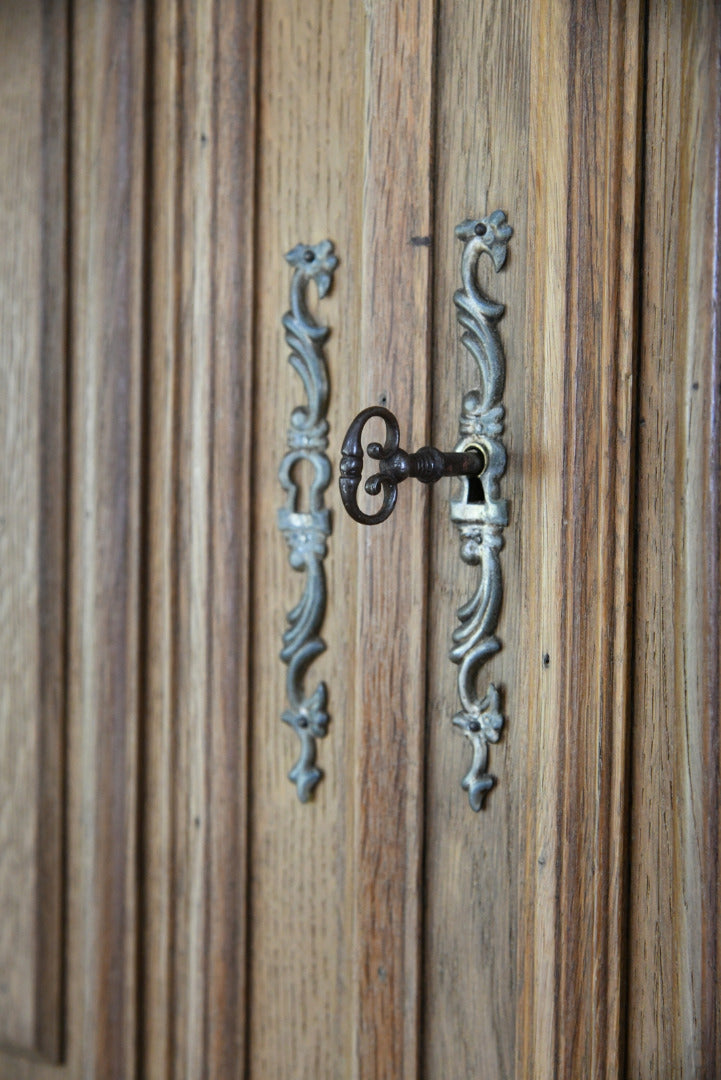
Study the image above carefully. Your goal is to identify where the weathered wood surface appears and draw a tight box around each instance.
[0,2,148,1077]
[0,2,718,1077]
[509,2,642,1076]
[141,1,259,1077]
[626,1,721,1075]
[351,2,436,1077]
[62,3,147,1074]
[0,1,67,1062]
[247,0,364,1076]
[423,1,531,1076]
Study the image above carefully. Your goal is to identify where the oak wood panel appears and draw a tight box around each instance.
[63,2,147,1073]
[0,1,67,1062]
[351,2,435,1077]
[248,1,365,1075]
[627,2,721,1074]
[423,2,531,1076]
[1,4,148,1075]
[512,2,643,1076]
[141,2,258,1076]
[0,5,716,1079]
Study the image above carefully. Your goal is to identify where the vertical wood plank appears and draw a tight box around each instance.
[142,1,258,1076]
[67,0,147,1073]
[0,0,67,1062]
[139,4,180,1075]
[515,6,570,1070]
[352,2,435,1077]
[205,3,258,1071]
[627,1,721,1074]
[141,5,180,1074]
[35,2,69,1058]
[423,2,531,1076]
[248,0,365,1075]
[514,2,643,1076]
[1,3,148,1076]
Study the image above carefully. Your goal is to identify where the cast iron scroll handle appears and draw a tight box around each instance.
[278,239,338,802]
[339,406,484,526]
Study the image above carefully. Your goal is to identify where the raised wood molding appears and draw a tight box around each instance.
[67,1,147,1073]
[627,2,721,1074]
[1,3,149,1074]
[6,3,154,1076]
[515,2,643,1076]
[0,1,68,1062]
[141,1,258,1076]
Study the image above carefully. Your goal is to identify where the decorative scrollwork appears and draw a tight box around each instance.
[278,240,338,801]
[450,211,512,810]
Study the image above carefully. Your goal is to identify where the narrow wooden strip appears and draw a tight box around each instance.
[627,1,721,1073]
[143,1,258,1076]
[204,0,258,1073]
[34,1,70,1060]
[587,4,643,1074]
[352,2,435,1077]
[0,1,68,1062]
[67,0,148,1073]
[517,1,643,1076]
[515,3,571,1073]
[557,3,642,1074]
[142,0,180,1069]
[701,22,721,1057]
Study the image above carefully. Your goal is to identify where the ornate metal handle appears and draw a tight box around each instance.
[278,239,338,802]
[449,211,512,810]
[339,406,485,525]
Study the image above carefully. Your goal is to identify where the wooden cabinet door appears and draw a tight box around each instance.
[0,2,718,1078]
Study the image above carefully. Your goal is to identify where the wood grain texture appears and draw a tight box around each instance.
[141,1,258,1076]
[0,0,67,1062]
[63,2,147,1073]
[0,3,717,1078]
[1,3,148,1075]
[626,1,721,1075]
[351,2,435,1077]
[513,2,643,1076]
[423,2,531,1077]
[248,1,365,1075]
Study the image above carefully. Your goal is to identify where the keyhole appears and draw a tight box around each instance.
[465,446,486,504]
[466,473,485,504]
